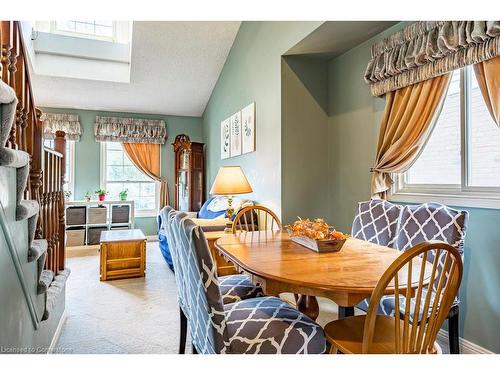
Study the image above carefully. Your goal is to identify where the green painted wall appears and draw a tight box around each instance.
[1,167,65,352]
[42,107,203,236]
[202,21,323,217]
[281,55,329,224]
[327,23,500,352]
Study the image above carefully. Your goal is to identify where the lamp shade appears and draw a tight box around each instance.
[210,166,253,195]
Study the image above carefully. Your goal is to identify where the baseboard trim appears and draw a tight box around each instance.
[146,235,158,242]
[437,329,493,354]
[47,309,66,354]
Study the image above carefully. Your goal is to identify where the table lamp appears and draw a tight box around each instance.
[210,166,253,232]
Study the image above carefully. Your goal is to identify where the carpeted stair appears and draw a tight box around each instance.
[0,79,70,323]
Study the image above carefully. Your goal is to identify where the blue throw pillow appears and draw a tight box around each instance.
[198,196,226,219]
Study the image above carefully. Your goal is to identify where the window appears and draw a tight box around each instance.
[44,139,75,199]
[100,142,159,216]
[52,20,115,41]
[392,66,500,209]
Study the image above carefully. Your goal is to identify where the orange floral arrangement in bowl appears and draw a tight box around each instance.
[286,217,349,253]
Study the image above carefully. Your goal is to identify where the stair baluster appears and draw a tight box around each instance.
[0,21,66,276]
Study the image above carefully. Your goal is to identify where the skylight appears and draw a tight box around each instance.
[54,20,115,41]
[28,21,133,83]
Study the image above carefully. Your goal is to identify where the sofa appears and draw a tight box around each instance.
[158,196,253,270]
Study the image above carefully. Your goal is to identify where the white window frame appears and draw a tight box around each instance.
[50,21,117,42]
[100,142,160,217]
[390,66,500,210]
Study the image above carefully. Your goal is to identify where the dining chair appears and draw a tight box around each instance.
[393,202,468,354]
[324,241,463,354]
[175,213,326,354]
[352,199,403,314]
[351,199,402,247]
[160,206,263,354]
[231,205,282,233]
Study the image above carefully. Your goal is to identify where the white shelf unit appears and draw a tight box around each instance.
[65,200,135,246]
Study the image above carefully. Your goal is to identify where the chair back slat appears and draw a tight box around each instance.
[414,249,441,350]
[402,258,413,352]
[232,205,282,233]
[363,242,462,354]
[409,250,428,350]
[394,275,401,353]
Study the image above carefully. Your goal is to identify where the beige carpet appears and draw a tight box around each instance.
[55,242,449,354]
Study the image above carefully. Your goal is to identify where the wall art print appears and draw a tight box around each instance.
[221,117,230,159]
[230,111,242,157]
[241,102,255,154]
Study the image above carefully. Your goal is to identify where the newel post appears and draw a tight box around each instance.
[54,130,66,271]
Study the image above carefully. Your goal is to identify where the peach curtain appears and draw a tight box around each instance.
[473,56,500,127]
[122,143,169,208]
[371,73,452,198]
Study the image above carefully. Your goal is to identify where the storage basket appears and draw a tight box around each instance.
[66,206,86,225]
[111,205,130,224]
[66,227,86,246]
[88,226,109,245]
[88,206,107,224]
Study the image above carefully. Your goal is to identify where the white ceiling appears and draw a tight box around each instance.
[286,21,397,58]
[31,21,241,117]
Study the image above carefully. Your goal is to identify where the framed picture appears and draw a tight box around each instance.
[230,111,242,157]
[241,102,255,154]
[221,118,230,159]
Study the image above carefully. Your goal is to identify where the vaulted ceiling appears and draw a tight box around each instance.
[31,21,241,116]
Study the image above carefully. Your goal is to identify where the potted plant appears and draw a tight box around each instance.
[119,188,128,201]
[95,188,107,201]
[64,190,72,201]
[84,191,92,202]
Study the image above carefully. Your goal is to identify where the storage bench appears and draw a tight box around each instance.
[99,229,146,281]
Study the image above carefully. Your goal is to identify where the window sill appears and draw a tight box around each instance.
[134,211,158,218]
[389,190,500,210]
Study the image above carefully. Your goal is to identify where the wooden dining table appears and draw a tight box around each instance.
[214,230,432,320]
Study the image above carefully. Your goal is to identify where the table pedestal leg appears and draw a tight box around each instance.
[338,306,354,319]
[296,294,319,321]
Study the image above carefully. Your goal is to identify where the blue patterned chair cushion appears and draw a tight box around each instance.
[351,199,402,247]
[356,290,436,320]
[395,202,468,253]
[161,207,190,315]
[163,206,264,313]
[358,202,468,316]
[224,297,326,354]
[395,202,468,307]
[352,199,402,312]
[176,214,326,354]
[176,215,229,353]
[219,274,264,304]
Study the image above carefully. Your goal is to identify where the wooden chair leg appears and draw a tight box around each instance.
[448,305,460,354]
[179,307,187,354]
[338,306,355,319]
[329,343,339,354]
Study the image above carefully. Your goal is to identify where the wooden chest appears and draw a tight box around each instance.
[99,229,146,281]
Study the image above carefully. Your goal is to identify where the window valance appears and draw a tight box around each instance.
[94,116,167,144]
[365,21,500,97]
[41,113,82,141]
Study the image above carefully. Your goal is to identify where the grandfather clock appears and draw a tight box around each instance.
[172,134,205,212]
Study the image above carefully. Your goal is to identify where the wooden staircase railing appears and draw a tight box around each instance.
[1,20,66,274]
